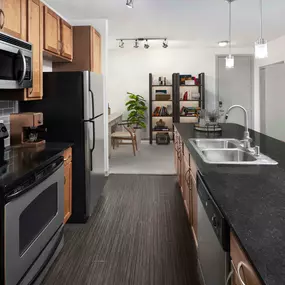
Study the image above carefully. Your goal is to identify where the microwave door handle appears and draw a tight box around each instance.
[18,49,26,85]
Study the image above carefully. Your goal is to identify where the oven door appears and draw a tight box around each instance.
[4,160,64,285]
[0,42,32,89]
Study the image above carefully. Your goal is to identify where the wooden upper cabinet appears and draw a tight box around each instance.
[26,0,43,100]
[60,19,73,60]
[91,27,101,74]
[0,0,26,40]
[44,6,60,55]
[53,25,101,72]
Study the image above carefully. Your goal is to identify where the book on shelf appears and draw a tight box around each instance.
[152,106,172,116]
[180,106,200,116]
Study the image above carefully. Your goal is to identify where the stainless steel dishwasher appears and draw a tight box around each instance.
[197,171,230,285]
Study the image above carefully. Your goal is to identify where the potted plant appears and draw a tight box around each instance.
[125,92,147,150]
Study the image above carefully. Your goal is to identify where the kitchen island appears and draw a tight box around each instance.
[174,123,285,285]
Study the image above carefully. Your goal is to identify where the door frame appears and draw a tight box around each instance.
[259,61,285,135]
[215,54,254,129]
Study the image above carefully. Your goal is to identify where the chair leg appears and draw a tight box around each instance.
[112,138,115,149]
[135,137,138,151]
[132,139,136,156]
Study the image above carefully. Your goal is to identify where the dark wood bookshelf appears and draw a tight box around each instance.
[179,100,202,102]
[149,72,205,144]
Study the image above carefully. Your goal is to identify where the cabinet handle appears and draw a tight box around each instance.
[64,155,71,161]
[0,9,5,29]
[237,261,250,285]
[64,176,66,185]
[226,270,234,285]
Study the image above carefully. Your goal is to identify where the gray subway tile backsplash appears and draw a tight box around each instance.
[0,101,18,147]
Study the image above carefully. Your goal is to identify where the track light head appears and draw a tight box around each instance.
[126,0,133,8]
[134,39,139,48]
[162,39,168,48]
[119,40,124,48]
[144,40,150,49]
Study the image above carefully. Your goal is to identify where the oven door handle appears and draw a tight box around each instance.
[18,49,27,85]
[5,158,64,203]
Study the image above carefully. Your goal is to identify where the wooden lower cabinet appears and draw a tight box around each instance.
[191,171,198,246]
[64,147,72,224]
[230,232,262,285]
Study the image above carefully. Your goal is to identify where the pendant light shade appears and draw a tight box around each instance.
[126,0,134,8]
[226,55,234,69]
[255,0,268,59]
[225,0,235,69]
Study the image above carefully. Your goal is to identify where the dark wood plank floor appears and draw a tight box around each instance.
[42,175,201,285]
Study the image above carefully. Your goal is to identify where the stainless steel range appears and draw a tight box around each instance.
[4,156,64,285]
[0,132,65,285]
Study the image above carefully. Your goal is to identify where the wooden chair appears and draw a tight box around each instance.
[111,122,138,156]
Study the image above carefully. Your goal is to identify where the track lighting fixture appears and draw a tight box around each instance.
[116,38,169,49]
[119,40,124,48]
[144,40,150,49]
[126,0,134,8]
[134,39,139,48]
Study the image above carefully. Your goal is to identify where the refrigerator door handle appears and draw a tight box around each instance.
[89,89,95,119]
[90,120,95,171]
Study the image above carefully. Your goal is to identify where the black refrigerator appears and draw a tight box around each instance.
[20,71,106,223]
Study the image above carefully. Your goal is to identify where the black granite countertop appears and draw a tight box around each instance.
[0,142,72,195]
[174,123,285,285]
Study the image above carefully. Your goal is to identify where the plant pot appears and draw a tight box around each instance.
[135,128,142,151]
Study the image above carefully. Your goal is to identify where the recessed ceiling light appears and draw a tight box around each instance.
[218,41,229,47]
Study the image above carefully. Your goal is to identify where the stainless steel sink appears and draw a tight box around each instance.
[202,149,257,163]
[193,139,239,149]
[189,138,278,165]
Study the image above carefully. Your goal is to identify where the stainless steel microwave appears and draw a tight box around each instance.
[0,32,32,89]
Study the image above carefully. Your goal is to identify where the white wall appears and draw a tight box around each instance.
[254,35,285,131]
[108,47,253,137]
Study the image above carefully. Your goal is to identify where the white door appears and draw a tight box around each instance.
[260,62,285,141]
[217,55,253,128]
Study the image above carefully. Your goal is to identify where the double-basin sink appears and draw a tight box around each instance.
[189,138,278,165]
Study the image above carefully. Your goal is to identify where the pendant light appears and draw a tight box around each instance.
[255,0,268,59]
[126,0,134,8]
[225,0,235,69]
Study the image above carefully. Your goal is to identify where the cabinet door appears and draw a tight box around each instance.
[90,27,101,73]
[0,0,26,40]
[64,161,72,224]
[230,232,262,285]
[26,0,43,99]
[60,19,73,60]
[44,6,60,54]
[191,171,198,247]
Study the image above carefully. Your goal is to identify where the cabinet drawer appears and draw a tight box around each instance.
[230,232,262,285]
[64,147,72,164]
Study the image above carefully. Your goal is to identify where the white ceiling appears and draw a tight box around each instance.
[46,0,285,49]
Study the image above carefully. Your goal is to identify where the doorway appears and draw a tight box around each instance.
[216,55,254,128]
[259,62,285,141]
